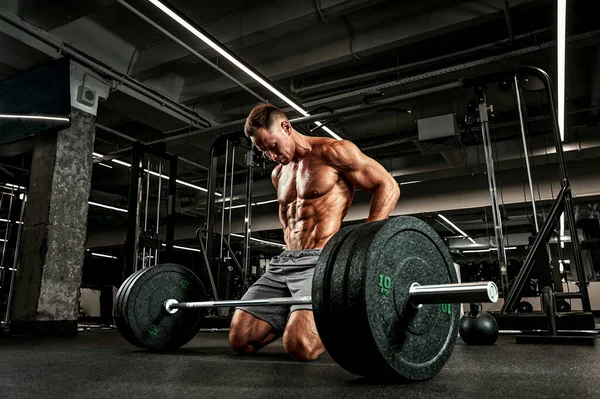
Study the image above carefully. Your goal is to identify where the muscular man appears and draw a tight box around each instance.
[229,103,400,360]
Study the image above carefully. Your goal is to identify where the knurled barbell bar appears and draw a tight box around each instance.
[115,216,498,381]
[164,281,497,312]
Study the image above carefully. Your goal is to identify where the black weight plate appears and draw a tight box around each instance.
[123,264,206,351]
[345,220,389,375]
[117,266,162,348]
[117,266,172,349]
[312,224,359,361]
[326,221,385,375]
[115,268,150,348]
[363,216,460,381]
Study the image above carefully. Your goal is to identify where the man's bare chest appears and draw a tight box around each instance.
[277,161,338,202]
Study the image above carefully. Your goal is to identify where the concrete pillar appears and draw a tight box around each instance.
[11,107,95,336]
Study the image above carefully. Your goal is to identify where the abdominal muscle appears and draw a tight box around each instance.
[282,184,354,250]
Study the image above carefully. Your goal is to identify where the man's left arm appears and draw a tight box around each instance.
[322,140,400,223]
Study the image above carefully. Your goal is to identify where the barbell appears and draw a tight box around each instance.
[115,216,499,381]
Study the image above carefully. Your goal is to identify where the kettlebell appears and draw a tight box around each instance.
[459,302,499,345]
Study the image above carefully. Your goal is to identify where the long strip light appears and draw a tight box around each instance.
[438,214,477,244]
[3,183,26,190]
[0,218,23,224]
[88,201,128,213]
[161,243,202,253]
[557,0,566,143]
[231,233,286,248]
[462,246,517,254]
[225,199,279,210]
[558,0,567,240]
[93,152,215,194]
[0,114,69,122]
[91,252,118,259]
[146,0,342,141]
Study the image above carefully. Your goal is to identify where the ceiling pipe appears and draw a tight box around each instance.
[293,28,551,95]
[289,82,462,126]
[503,0,516,46]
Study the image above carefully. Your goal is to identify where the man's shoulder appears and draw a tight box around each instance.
[318,138,356,161]
[272,163,283,176]
[271,164,283,184]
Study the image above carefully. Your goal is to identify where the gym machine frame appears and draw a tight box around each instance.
[95,141,178,280]
[468,66,594,343]
[500,67,591,313]
[0,185,27,332]
[202,132,254,303]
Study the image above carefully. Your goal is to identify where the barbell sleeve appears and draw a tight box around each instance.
[408,282,499,305]
[164,281,498,314]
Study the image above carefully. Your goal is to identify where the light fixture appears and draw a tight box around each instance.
[3,183,26,190]
[88,201,128,213]
[93,151,216,194]
[161,243,202,253]
[399,180,423,186]
[462,247,517,254]
[557,0,566,143]
[97,163,113,169]
[558,259,565,273]
[0,114,69,122]
[557,0,567,241]
[146,0,342,141]
[91,252,118,259]
[231,233,286,248]
[437,214,477,244]
[224,199,279,210]
[0,218,23,224]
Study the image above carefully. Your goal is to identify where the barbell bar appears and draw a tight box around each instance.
[164,281,498,314]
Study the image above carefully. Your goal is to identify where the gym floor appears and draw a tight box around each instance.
[1,331,599,398]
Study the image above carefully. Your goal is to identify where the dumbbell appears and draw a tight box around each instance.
[115,216,498,381]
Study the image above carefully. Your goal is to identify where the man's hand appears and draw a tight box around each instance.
[322,140,400,222]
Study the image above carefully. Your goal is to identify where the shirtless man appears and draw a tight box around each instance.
[229,103,400,360]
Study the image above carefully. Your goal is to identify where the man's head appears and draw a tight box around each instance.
[244,103,295,165]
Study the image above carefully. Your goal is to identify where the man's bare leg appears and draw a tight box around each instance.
[229,309,280,354]
[282,310,325,361]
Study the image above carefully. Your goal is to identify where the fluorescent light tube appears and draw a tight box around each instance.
[0,114,69,122]
[88,201,128,213]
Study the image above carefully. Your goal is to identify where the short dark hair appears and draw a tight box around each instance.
[244,103,287,137]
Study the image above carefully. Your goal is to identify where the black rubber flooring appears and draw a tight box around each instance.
[1,330,599,398]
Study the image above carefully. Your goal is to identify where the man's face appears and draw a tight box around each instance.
[252,120,294,165]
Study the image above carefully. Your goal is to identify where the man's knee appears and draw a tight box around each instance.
[229,310,278,354]
[229,313,257,354]
[282,330,324,361]
[229,328,257,354]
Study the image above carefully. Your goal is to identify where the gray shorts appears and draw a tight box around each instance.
[237,249,322,333]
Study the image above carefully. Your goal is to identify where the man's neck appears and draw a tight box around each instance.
[292,131,312,161]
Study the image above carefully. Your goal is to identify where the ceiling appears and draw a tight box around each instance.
[0,0,599,255]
